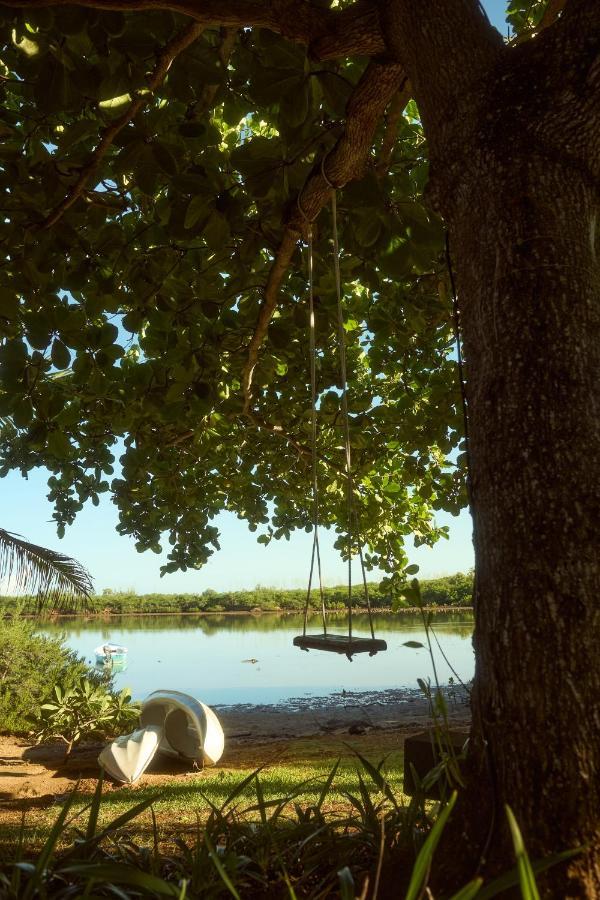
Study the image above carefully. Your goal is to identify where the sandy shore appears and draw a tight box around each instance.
[0,687,469,809]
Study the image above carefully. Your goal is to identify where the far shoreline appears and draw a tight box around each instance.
[12,605,473,620]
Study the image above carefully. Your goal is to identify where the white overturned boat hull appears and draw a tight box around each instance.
[98,724,162,784]
[140,690,225,766]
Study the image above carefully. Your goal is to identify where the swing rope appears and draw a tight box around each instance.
[303,222,327,639]
[299,180,377,650]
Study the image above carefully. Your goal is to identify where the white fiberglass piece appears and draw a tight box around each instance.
[98,724,162,784]
[140,690,225,767]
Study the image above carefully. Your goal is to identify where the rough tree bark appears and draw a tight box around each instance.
[383,0,600,894]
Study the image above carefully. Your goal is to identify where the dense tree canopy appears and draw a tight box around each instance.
[0,0,511,578]
[0,0,559,585]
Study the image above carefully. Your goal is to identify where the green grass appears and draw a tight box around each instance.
[99,753,405,817]
[0,749,405,847]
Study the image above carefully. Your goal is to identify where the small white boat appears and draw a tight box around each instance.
[95,643,128,664]
[140,690,225,767]
[99,724,162,784]
[98,691,225,784]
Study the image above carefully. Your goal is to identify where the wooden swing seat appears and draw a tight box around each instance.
[293,633,387,656]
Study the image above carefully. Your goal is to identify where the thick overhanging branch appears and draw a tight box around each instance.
[3,0,386,61]
[241,59,407,415]
[38,20,204,230]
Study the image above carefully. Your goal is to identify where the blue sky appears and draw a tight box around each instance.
[0,1,508,595]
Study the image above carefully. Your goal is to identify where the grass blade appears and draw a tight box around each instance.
[505,805,540,900]
[220,765,265,811]
[67,794,163,855]
[62,862,180,896]
[477,845,583,899]
[338,866,355,900]
[348,748,399,811]
[316,758,340,812]
[449,877,484,899]
[85,773,103,841]
[404,791,457,900]
[204,831,241,900]
[22,784,79,900]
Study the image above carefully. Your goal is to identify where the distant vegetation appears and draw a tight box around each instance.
[0,572,473,616]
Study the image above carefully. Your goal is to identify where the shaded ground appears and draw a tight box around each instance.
[0,688,469,847]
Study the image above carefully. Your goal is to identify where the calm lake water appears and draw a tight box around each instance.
[41,612,474,707]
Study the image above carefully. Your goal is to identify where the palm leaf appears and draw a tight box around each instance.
[0,528,93,610]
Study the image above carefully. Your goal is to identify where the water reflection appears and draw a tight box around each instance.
[40,612,474,706]
[42,611,473,638]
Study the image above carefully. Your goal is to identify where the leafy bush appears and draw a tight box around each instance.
[34,677,140,758]
[0,617,94,734]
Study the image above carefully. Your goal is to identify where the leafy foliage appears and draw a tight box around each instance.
[0,617,95,733]
[0,8,467,579]
[0,527,93,608]
[34,676,140,757]
[0,572,474,614]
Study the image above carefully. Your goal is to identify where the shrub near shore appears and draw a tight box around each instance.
[0,572,473,616]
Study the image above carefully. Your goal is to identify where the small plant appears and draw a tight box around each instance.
[34,676,140,759]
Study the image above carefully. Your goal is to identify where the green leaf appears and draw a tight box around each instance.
[505,805,541,900]
[402,640,425,649]
[316,71,353,117]
[380,242,413,279]
[477,847,584,899]
[203,210,230,249]
[152,142,179,176]
[47,430,72,459]
[62,863,180,896]
[448,878,484,900]
[204,831,241,900]
[352,211,382,248]
[12,398,33,428]
[184,195,212,230]
[99,92,132,111]
[0,289,19,320]
[51,339,71,370]
[337,866,355,900]
[404,792,457,900]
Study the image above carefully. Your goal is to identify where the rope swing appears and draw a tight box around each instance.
[293,180,387,661]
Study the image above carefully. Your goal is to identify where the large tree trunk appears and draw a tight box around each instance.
[455,149,600,897]
[383,0,600,894]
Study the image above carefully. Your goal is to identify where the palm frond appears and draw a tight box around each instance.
[0,528,93,610]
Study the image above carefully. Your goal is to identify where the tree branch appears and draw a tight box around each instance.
[376,79,412,176]
[2,0,386,61]
[241,58,406,414]
[38,20,204,230]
